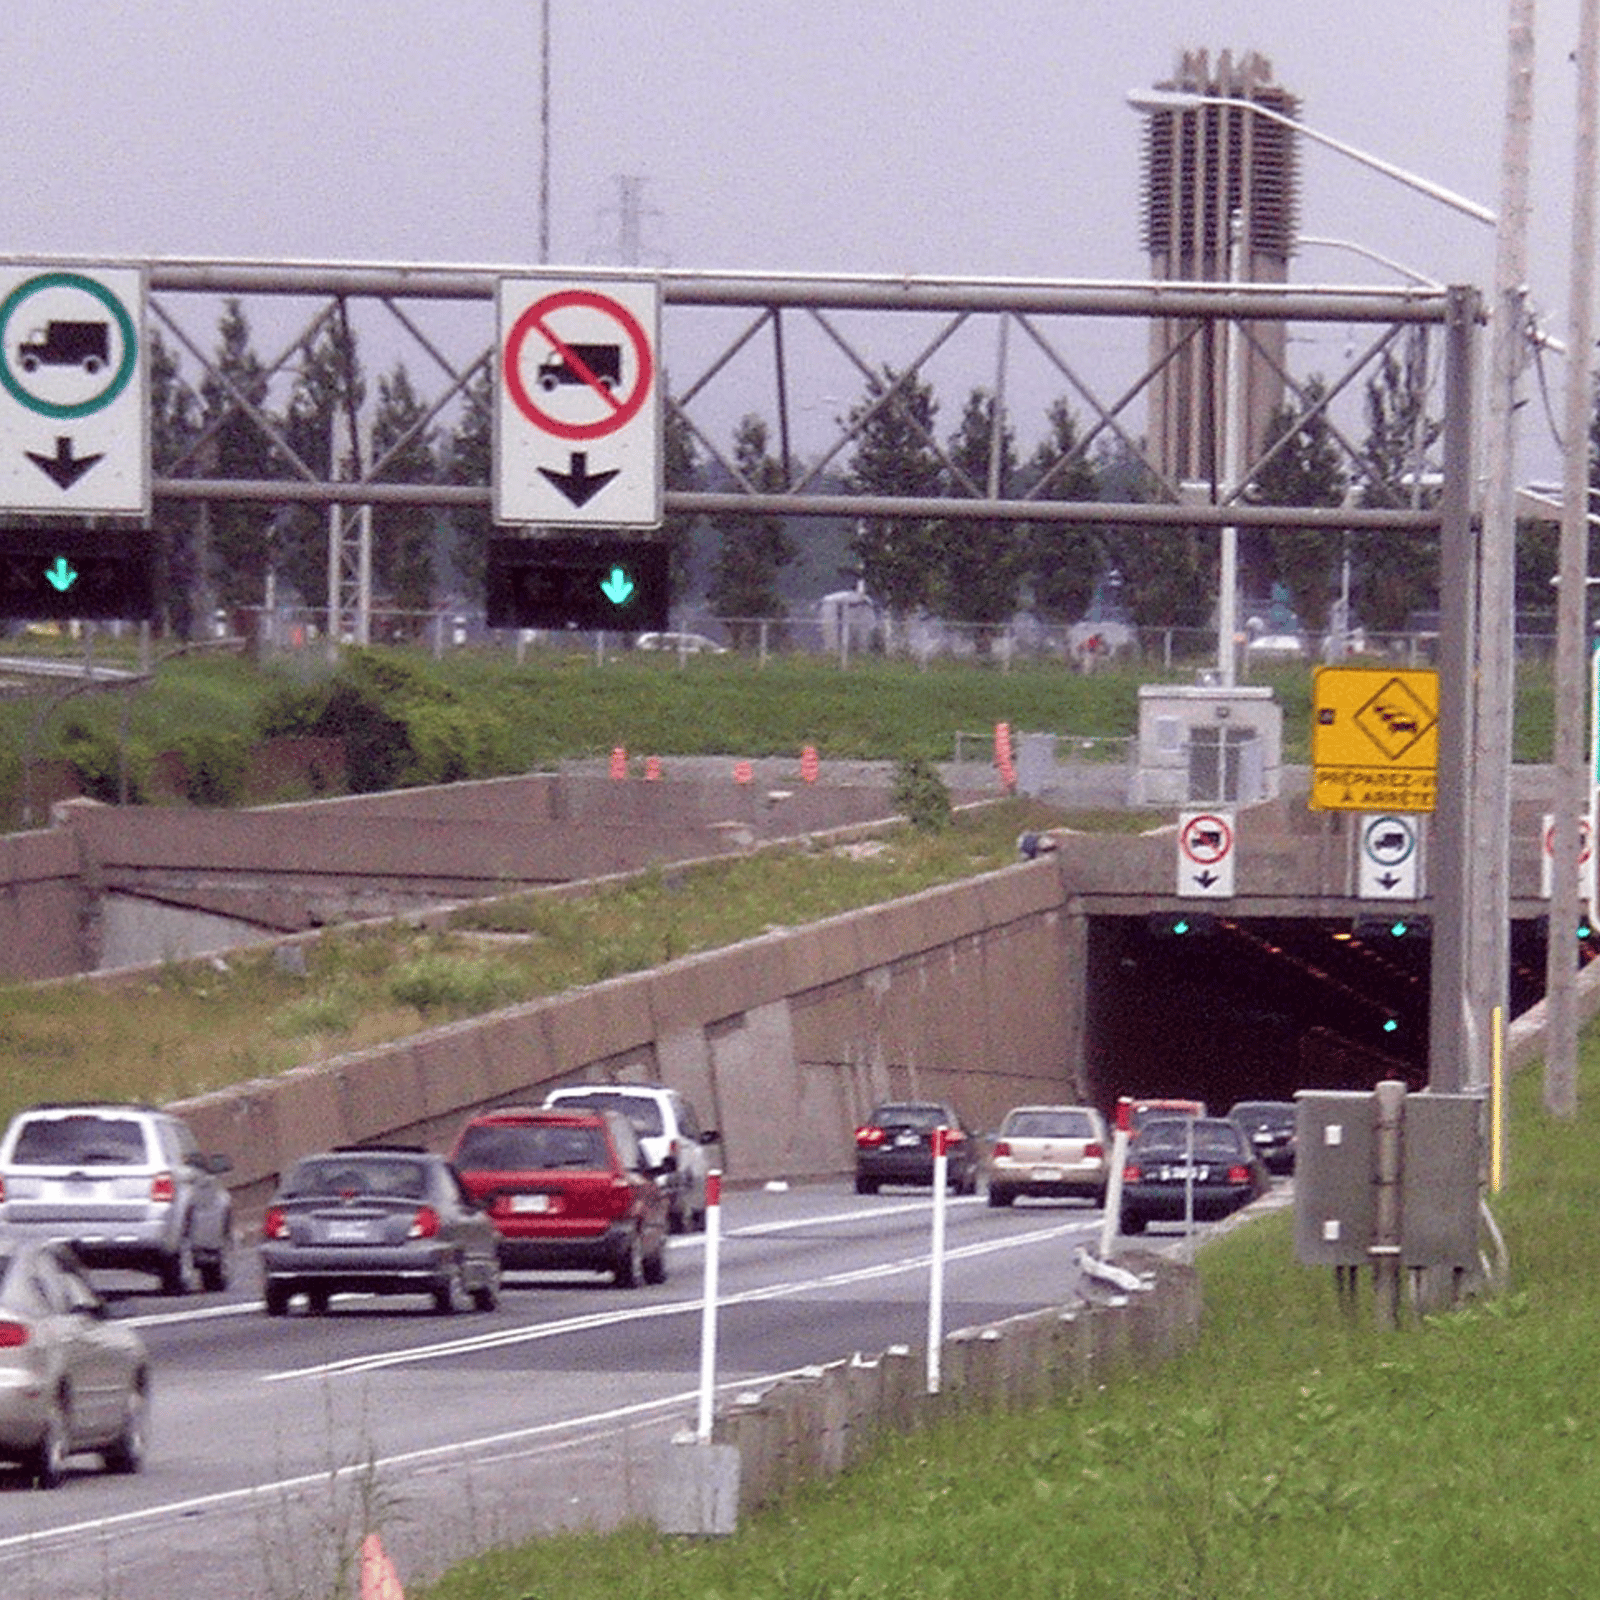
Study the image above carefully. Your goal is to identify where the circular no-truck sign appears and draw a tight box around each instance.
[1542,815,1593,864]
[0,270,139,420]
[502,287,654,442]
[1361,814,1418,867]
[1180,813,1234,866]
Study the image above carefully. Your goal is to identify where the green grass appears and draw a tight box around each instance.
[417,1041,1600,1600]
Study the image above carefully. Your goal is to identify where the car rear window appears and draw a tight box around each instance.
[1005,1110,1096,1138]
[549,1092,664,1137]
[456,1123,608,1171]
[1134,1120,1246,1158]
[11,1114,149,1166]
[285,1158,429,1199]
[871,1105,946,1130]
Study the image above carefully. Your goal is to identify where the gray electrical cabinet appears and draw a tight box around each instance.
[1294,1091,1377,1267]
[1294,1087,1482,1273]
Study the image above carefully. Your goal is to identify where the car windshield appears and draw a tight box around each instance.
[550,1093,664,1137]
[286,1158,428,1199]
[871,1105,948,1131]
[456,1123,607,1170]
[1134,1119,1246,1158]
[12,1114,148,1165]
[1004,1110,1096,1139]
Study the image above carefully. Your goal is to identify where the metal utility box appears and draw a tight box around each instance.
[1294,1087,1482,1272]
[1397,1093,1481,1269]
[1294,1091,1377,1267]
[1135,684,1282,807]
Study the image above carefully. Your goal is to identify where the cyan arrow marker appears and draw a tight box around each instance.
[600,566,635,606]
[45,556,78,592]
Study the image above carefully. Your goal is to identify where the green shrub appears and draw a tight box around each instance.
[403,701,511,785]
[891,754,951,832]
[175,729,249,807]
[387,950,518,1017]
[60,715,144,804]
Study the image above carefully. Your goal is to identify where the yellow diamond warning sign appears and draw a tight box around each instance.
[1311,666,1439,813]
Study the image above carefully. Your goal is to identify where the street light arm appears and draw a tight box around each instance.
[1125,89,1498,227]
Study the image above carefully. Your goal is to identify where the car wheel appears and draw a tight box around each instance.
[987,1184,1013,1208]
[306,1287,331,1316]
[1120,1212,1147,1236]
[469,1258,501,1313]
[30,1395,69,1489]
[433,1260,466,1315]
[643,1237,668,1286]
[103,1379,148,1475]
[612,1228,644,1288]
[668,1193,691,1235]
[160,1235,199,1296]
[854,1174,878,1196]
[264,1281,291,1317]
[199,1247,230,1293]
[959,1164,978,1196]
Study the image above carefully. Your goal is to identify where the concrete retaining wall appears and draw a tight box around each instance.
[171,855,1087,1211]
[701,1251,1199,1520]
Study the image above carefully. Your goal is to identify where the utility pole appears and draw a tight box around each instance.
[539,0,552,263]
[1548,0,1599,1117]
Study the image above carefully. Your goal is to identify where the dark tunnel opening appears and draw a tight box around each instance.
[1081,914,1568,1115]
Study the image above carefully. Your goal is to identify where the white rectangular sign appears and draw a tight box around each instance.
[0,263,148,516]
[1176,809,1235,898]
[1357,813,1422,901]
[495,275,662,528]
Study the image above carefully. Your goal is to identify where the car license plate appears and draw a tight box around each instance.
[895,1132,920,1147]
[1032,1166,1063,1182]
[325,1219,373,1242]
[1160,1164,1209,1182]
[510,1193,552,1213]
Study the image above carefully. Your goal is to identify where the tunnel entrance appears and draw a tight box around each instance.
[1081,914,1559,1114]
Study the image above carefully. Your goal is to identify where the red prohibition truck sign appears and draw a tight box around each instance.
[495,277,661,528]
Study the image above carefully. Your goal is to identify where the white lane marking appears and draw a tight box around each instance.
[262,1216,1100,1382]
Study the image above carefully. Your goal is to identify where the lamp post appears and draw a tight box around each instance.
[1126,81,1518,1097]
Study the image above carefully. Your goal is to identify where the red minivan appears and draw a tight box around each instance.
[450,1107,671,1288]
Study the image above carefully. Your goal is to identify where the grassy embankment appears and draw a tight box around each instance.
[419,1035,1600,1600]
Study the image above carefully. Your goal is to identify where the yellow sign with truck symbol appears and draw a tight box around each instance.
[1311,666,1439,813]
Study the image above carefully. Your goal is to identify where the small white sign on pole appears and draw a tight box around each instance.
[1540,813,1597,911]
[1176,810,1235,898]
[1357,813,1422,901]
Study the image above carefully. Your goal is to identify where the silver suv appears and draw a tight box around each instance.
[0,1104,234,1294]
[543,1084,720,1233]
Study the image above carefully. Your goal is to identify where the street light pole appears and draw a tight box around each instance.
[1126,80,1513,1096]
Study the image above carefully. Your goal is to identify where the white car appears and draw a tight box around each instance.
[542,1084,720,1232]
[634,631,727,655]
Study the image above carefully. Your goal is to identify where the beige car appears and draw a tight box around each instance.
[985,1104,1110,1208]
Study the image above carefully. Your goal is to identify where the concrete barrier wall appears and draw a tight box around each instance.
[171,856,1087,1209]
[705,1251,1200,1518]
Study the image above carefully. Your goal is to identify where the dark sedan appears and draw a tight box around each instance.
[853,1101,978,1195]
[260,1147,502,1316]
[1118,1117,1269,1234]
[1228,1099,1298,1174]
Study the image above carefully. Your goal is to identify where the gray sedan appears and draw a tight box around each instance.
[260,1147,502,1316]
[0,1240,150,1487]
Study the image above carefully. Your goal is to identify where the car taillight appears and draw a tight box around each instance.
[150,1171,176,1203]
[263,1206,288,1240]
[855,1125,886,1147]
[1226,1164,1252,1184]
[1084,1142,1104,1160]
[1124,1164,1143,1183]
[408,1206,440,1239]
[0,1320,28,1348]
[0,1174,6,1201]
[992,1140,1011,1159]
[945,1128,965,1144]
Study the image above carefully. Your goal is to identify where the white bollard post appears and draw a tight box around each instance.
[1098,1097,1132,1259]
[696,1170,723,1441]
[927,1128,949,1394]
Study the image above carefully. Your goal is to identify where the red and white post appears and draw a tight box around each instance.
[695,1169,723,1441]
[1099,1097,1132,1258]
[926,1126,949,1394]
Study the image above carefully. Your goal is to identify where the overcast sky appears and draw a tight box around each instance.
[0,1,1586,474]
